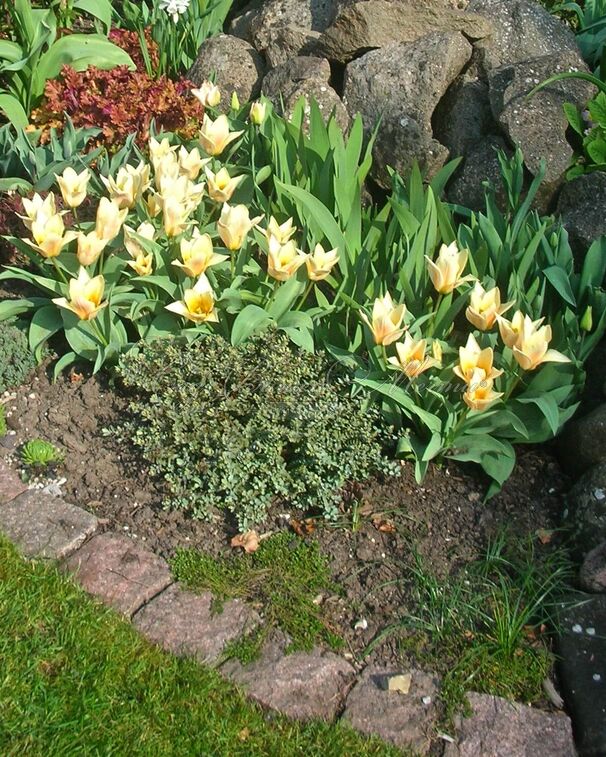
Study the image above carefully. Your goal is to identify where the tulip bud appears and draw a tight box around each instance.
[581,306,593,332]
[231,91,240,111]
[55,167,90,209]
[95,197,127,241]
[191,81,221,109]
[249,101,267,125]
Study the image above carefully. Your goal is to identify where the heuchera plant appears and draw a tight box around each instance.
[1,90,605,495]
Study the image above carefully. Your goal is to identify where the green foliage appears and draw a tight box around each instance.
[552,0,606,69]
[0,536,402,756]
[116,329,396,527]
[565,90,606,175]
[20,438,64,468]
[0,0,135,126]
[116,0,233,78]
[172,532,342,656]
[0,405,6,437]
[386,535,572,721]
[0,318,37,392]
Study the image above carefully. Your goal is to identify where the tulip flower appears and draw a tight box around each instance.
[19,192,58,230]
[123,222,155,259]
[509,314,570,371]
[55,167,90,208]
[95,198,127,241]
[191,81,221,109]
[149,136,177,171]
[463,368,503,412]
[205,166,244,203]
[145,192,163,218]
[178,146,209,181]
[305,243,339,282]
[498,310,543,349]
[388,333,440,379]
[162,197,192,237]
[199,114,243,156]
[453,333,502,383]
[77,230,107,266]
[101,162,150,209]
[249,100,267,125]
[217,203,262,251]
[466,282,514,331]
[262,216,296,244]
[267,236,308,281]
[52,267,107,321]
[154,152,180,189]
[172,228,228,277]
[127,253,154,277]
[165,274,219,324]
[360,292,407,346]
[26,212,75,258]
[426,241,474,294]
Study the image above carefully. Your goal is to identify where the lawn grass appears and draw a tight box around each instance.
[0,537,403,757]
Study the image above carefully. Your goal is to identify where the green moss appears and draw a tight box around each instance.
[172,532,343,658]
[0,318,38,392]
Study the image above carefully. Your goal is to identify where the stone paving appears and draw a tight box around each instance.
[0,467,582,756]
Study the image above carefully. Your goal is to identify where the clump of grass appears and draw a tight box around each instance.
[20,439,64,469]
[371,533,573,723]
[172,533,342,660]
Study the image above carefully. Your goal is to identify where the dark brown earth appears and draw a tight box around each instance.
[2,362,568,667]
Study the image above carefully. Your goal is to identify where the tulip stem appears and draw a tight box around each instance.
[503,373,523,402]
[51,259,68,285]
[90,318,108,347]
[296,282,314,310]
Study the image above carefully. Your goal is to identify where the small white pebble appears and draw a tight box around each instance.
[587,628,596,636]
[422,696,432,705]
[354,618,368,631]
[593,488,606,501]
[381,553,386,558]
[572,624,583,634]
[28,393,35,399]
[123,525,129,530]
[593,674,602,682]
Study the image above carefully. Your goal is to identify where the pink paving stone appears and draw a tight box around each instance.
[0,458,27,504]
[0,490,98,559]
[221,633,356,722]
[341,666,440,753]
[133,583,261,665]
[62,533,172,617]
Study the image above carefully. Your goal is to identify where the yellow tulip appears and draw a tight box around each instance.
[360,292,406,346]
[249,100,267,125]
[217,203,262,251]
[191,81,221,109]
[123,222,155,259]
[305,243,339,282]
[162,197,192,238]
[19,192,58,230]
[453,333,502,383]
[388,333,440,379]
[77,230,107,266]
[153,152,180,189]
[101,162,150,209]
[165,274,219,324]
[199,114,243,156]
[127,253,154,277]
[95,198,127,241]
[55,167,90,208]
[466,282,514,331]
[172,229,228,277]
[52,267,107,321]
[425,241,474,294]
[145,191,163,218]
[205,166,244,203]
[498,310,541,349]
[26,212,75,258]
[511,315,570,371]
[463,368,504,412]
[149,136,177,171]
[178,146,209,181]
[262,216,296,244]
[267,236,307,281]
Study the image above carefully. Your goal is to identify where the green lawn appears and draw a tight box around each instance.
[0,537,403,757]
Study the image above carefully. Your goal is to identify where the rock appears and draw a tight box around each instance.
[468,0,582,75]
[0,458,27,504]
[342,32,473,186]
[264,25,321,68]
[187,34,265,111]
[556,595,606,756]
[447,135,511,211]
[445,691,575,756]
[580,541,606,593]
[0,490,98,560]
[488,52,593,200]
[318,0,492,64]
[221,632,355,721]
[559,405,606,478]
[62,533,172,617]
[229,0,263,43]
[250,0,339,52]
[565,463,606,556]
[262,56,349,131]
[133,583,260,665]
[341,666,440,752]
[557,173,606,258]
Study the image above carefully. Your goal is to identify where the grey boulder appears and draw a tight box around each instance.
[557,172,606,258]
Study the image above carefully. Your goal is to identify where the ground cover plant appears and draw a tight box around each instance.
[0,536,402,757]
[0,317,38,391]
[1,88,606,501]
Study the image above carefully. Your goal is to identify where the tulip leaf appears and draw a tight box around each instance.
[355,377,442,434]
[28,305,63,360]
[0,297,49,320]
[230,305,273,346]
[267,278,304,320]
[515,394,561,437]
[542,265,576,307]
[53,351,77,381]
[73,0,112,32]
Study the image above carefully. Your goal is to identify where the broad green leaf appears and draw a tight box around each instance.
[0,94,28,128]
[231,304,273,345]
[73,0,112,31]
[28,305,63,360]
[543,265,576,306]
